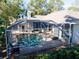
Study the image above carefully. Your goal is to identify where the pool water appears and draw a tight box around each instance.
[17,34,42,47]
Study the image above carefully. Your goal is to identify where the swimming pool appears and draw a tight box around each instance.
[17,34,42,47]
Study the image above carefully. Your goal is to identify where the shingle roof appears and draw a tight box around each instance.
[35,10,79,23]
[7,10,79,30]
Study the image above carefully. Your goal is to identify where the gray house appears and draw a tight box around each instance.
[5,10,79,58]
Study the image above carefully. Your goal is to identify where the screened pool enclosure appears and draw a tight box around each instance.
[5,18,67,58]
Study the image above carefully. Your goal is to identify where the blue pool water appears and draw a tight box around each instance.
[17,34,42,47]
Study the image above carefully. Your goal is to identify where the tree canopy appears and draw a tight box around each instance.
[0,0,23,47]
[68,0,79,11]
[27,0,64,16]
[0,0,23,26]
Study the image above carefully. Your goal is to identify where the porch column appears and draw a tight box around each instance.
[18,25,20,31]
[59,27,62,39]
[69,24,72,44]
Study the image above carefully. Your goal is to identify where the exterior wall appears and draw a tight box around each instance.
[53,27,59,37]
[74,21,79,24]
[72,24,79,44]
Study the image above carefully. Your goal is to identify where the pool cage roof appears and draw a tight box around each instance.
[6,17,59,30]
[5,18,66,58]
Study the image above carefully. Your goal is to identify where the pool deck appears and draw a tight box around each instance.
[19,40,65,55]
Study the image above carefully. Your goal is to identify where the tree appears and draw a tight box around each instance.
[68,0,79,11]
[47,0,64,13]
[0,0,23,27]
[0,0,23,47]
[68,6,79,11]
[27,0,64,16]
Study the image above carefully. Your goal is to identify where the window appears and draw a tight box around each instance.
[62,24,70,30]
[22,25,25,31]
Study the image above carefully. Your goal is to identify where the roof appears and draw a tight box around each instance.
[6,17,53,30]
[35,10,79,23]
[7,10,79,30]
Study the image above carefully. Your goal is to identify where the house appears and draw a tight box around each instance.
[6,10,79,58]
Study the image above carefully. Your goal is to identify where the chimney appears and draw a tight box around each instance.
[27,11,31,19]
